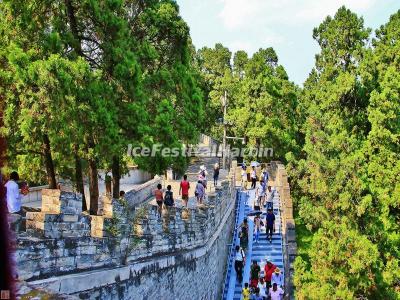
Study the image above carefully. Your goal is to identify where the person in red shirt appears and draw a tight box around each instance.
[154,184,163,218]
[179,174,190,207]
[264,260,276,291]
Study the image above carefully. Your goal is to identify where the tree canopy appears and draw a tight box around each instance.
[0,0,205,213]
[0,2,399,297]
[290,7,400,299]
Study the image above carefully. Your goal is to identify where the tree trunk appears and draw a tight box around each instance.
[112,155,120,199]
[88,158,99,215]
[42,134,57,189]
[65,0,83,56]
[74,148,87,211]
[65,1,87,209]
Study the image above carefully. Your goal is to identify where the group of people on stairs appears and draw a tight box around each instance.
[234,163,284,300]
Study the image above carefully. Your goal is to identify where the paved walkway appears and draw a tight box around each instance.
[147,143,228,208]
[223,186,284,300]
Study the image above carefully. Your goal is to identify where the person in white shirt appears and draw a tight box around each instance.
[269,283,284,300]
[255,180,266,208]
[5,172,22,213]
[257,277,267,299]
[241,169,247,190]
[234,245,245,282]
[271,267,284,288]
[261,166,269,184]
[266,186,274,210]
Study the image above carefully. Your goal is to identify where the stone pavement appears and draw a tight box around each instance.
[147,142,229,208]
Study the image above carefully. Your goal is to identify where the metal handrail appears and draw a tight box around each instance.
[222,188,241,299]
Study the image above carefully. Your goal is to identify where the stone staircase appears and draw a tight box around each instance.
[223,187,285,300]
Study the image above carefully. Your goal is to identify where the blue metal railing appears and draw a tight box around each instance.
[222,188,242,299]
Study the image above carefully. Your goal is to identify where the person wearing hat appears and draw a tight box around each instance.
[264,259,276,291]
[271,267,283,288]
[198,165,207,188]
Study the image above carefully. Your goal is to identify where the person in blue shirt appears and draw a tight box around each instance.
[261,166,269,185]
[265,208,275,243]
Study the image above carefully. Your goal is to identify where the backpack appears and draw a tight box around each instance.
[164,191,173,206]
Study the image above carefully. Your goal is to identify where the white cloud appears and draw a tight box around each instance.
[263,30,285,47]
[218,0,378,29]
[228,40,255,54]
[218,0,265,29]
[295,0,378,23]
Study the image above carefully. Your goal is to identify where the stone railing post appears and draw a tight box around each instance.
[26,190,90,239]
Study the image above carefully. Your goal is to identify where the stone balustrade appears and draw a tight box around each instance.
[124,176,162,208]
[272,161,296,300]
[25,190,90,239]
[16,164,238,300]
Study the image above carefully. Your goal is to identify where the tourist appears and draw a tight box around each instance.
[271,267,283,288]
[213,163,219,187]
[257,277,267,300]
[0,171,15,298]
[261,180,267,206]
[242,161,247,171]
[250,166,257,189]
[154,183,163,217]
[195,180,205,205]
[255,180,265,209]
[241,168,247,190]
[179,174,190,208]
[5,171,23,214]
[268,283,284,300]
[251,287,263,300]
[119,190,125,199]
[266,186,274,210]
[164,185,174,207]
[238,218,249,250]
[264,260,276,291]
[250,260,261,289]
[261,166,269,185]
[198,165,207,188]
[242,282,251,300]
[246,164,251,185]
[266,208,275,243]
[254,214,261,243]
[234,245,245,282]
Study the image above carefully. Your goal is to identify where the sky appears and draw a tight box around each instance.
[176,0,400,85]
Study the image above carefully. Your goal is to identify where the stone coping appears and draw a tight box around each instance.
[25,186,237,295]
[126,175,161,192]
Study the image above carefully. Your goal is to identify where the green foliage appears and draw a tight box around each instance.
[295,220,379,300]
[0,0,205,202]
[291,7,400,299]
[197,45,301,161]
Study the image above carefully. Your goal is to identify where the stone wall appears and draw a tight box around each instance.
[271,161,296,300]
[16,166,237,299]
[124,176,161,208]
